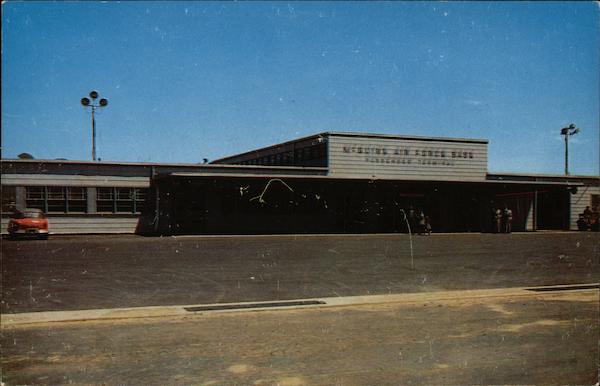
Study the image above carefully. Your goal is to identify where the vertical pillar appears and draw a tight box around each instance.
[565,189,571,230]
[564,135,569,175]
[113,187,117,213]
[533,189,538,231]
[43,186,49,213]
[87,187,97,213]
[15,186,26,210]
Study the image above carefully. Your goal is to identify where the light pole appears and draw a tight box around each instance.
[81,90,108,161]
[560,123,580,175]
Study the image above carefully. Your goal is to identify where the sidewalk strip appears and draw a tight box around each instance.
[2,283,597,328]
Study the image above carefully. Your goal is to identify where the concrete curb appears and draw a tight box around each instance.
[2,283,597,328]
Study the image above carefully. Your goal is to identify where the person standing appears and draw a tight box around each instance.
[495,208,503,233]
[407,206,416,233]
[503,206,513,233]
[583,206,593,229]
[577,214,588,231]
[417,209,426,235]
[424,214,432,235]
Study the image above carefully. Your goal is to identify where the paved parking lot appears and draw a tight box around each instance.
[2,232,598,313]
[1,232,598,385]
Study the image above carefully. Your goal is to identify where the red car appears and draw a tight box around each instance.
[7,208,49,239]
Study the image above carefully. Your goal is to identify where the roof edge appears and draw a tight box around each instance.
[326,131,489,144]
[488,171,600,180]
[0,158,326,171]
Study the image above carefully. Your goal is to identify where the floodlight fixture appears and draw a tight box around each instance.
[81,90,109,161]
[560,123,580,175]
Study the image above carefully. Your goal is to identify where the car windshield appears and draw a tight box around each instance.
[12,211,45,219]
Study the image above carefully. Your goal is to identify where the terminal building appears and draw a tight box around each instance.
[1,132,598,235]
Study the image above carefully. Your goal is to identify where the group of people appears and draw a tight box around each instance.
[406,207,432,235]
[494,206,513,233]
[576,206,599,231]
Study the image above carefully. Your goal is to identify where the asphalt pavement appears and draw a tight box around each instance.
[2,232,598,314]
[1,232,598,385]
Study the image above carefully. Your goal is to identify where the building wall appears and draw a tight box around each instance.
[570,185,600,230]
[2,137,597,235]
[1,216,140,234]
[211,136,328,167]
[487,173,600,231]
[1,173,150,234]
[2,174,149,188]
[327,135,488,181]
[1,160,326,235]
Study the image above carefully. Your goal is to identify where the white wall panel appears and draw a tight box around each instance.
[2,174,150,188]
[570,185,600,230]
[328,135,488,181]
[1,216,140,234]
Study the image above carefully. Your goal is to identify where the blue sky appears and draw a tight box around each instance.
[2,1,598,175]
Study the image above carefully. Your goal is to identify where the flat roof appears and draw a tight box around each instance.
[326,131,489,144]
[1,158,216,168]
[164,172,582,187]
[488,171,600,180]
[0,158,325,172]
[4,158,595,186]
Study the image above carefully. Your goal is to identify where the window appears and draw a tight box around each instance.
[134,188,147,213]
[26,187,46,211]
[97,187,147,213]
[592,194,599,210]
[284,151,293,165]
[13,209,45,219]
[25,186,87,213]
[116,188,133,212]
[47,187,66,212]
[97,187,115,212]
[67,187,87,212]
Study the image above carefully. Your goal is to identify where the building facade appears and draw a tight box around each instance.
[2,132,598,235]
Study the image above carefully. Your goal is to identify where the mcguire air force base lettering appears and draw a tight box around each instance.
[342,144,474,166]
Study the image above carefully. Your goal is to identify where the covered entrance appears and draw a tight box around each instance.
[149,174,574,235]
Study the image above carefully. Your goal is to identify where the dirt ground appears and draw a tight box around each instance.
[2,289,597,385]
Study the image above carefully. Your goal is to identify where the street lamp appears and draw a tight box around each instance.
[560,123,580,175]
[81,90,108,161]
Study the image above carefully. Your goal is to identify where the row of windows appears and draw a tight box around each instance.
[26,187,87,213]
[96,187,147,213]
[24,187,147,214]
[238,144,327,166]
